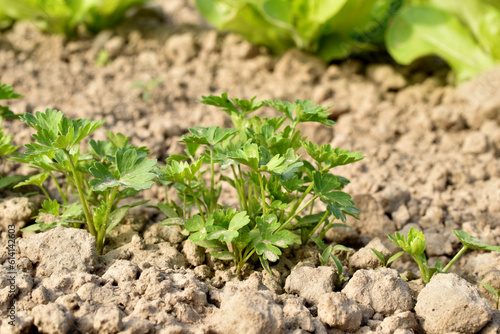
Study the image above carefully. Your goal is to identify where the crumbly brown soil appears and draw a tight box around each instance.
[1,0,500,333]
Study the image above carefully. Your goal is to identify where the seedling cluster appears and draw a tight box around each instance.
[3,81,500,281]
[156,93,364,273]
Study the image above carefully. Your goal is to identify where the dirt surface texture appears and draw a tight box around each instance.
[2,0,500,333]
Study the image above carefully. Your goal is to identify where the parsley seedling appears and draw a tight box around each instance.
[14,109,156,254]
[158,93,364,274]
[389,227,500,283]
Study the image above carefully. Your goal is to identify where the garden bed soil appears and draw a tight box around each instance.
[1,0,500,333]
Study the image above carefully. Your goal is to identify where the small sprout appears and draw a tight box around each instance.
[478,281,500,309]
[312,237,350,285]
[96,49,110,67]
[371,248,404,268]
[388,228,500,283]
[132,78,163,103]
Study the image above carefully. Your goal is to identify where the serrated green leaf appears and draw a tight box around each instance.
[255,242,281,262]
[256,214,280,236]
[39,199,61,216]
[89,139,114,158]
[105,131,129,148]
[162,159,203,183]
[226,142,260,171]
[302,141,364,170]
[314,172,355,206]
[89,162,117,191]
[269,200,290,211]
[267,230,297,248]
[185,215,205,232]
[453,230,500,252]
[0,82,23,100]
[228,211,250,231]
[182,126,238,146]
[90,148,157,191]
[13,172,48,189]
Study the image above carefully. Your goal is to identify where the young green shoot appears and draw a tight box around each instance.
[389,227,500,283]
[478,281,500,310]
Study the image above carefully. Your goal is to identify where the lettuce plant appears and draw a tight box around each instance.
[13,109,156,254]
[386,0,500,83]
[195,0,401,61]
[157,93,363,274]
[389,227,500,283]
[0,0,150,35]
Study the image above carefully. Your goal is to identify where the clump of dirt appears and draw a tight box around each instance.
[1,0,500,332]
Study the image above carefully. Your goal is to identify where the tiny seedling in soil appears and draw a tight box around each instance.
[478,281,500,309]
[156,93,364,274]
[13,109,157,254]
[312,236,350,285]
[370,248,404,268]
[96,49,110,67]
[132,78,163,103]
[389,227,500,283]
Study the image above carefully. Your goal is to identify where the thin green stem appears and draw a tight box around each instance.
[305,211,329,241]
[231,165,245,211]
[242,248,256,264]
[238,165,248,212]
[413,255,431,283]
[49,171,67,204]
[442,246,469,273]
[287,182,315,222]
[39,184,51,201]
[95,187,118,255]
[182,192,186,219]
[64,150,95,236]
[319,221,333,240]
[209,146,215,214]
[258,173,267,215]
[276,195,319,233]
[187,182,206,222]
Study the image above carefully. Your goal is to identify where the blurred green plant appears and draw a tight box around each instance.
[132,78,163,103]
[195,0,402,61]
[0,5,13,29]
[0,0,150,35]
[95,49,110,67]
[386,0,500,83]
